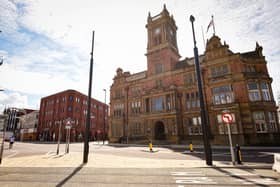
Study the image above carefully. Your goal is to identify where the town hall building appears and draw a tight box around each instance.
[109,6,279,145]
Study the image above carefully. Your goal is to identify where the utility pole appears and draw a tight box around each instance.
[83,31,94,164]
[189,15,213,166]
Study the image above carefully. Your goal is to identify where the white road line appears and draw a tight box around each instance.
[174,177,217,184]
[171,171,203,176]
[6,150,18,158]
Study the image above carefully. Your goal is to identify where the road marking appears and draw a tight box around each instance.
[174,177,217,184]
[236,178,280,185]
[6,150,18,158]
[171,171,203,176]
[222,169,257,176]
[171,171,217,185]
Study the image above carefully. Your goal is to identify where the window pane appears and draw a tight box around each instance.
[248,83,258,90]
[217,114,222,123]
[192,117,197,125]
[261,82,268,89]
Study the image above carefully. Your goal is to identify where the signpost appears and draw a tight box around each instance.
[65,118,72,154]
[56,121,62,155]
[222,111,235,165]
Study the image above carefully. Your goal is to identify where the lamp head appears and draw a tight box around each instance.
[190,15,195,22]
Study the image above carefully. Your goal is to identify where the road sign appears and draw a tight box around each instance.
[222,113,233,124]
[221,112,235,164]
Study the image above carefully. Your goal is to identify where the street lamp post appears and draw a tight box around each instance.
[189,15,213,166]
[0,56,3,66]
[83,31,95,164]
[103,89,107,145]
[0,114,8,164]
[125,86,129,144]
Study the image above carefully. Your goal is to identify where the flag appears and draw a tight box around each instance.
[206,19,214,33]
[206,15,214,33]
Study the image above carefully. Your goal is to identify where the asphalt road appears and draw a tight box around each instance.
[2,141,278,164]
[0,167,279,186]
[1,142,280,186]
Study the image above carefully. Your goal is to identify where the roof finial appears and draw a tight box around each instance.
[255,41,263,57]
[163,4,166,10]
[147,11,152,22]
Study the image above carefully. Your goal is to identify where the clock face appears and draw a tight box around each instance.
[154,27,161,35]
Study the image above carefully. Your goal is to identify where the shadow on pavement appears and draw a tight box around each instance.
[211,166,277,187]
[56,163,85,187]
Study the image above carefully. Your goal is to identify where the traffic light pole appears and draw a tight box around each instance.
[190,15,213,166]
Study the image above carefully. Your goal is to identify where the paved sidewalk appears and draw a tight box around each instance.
[1,150,272,169]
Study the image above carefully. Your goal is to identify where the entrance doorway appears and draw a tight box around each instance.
[154,121,166,140]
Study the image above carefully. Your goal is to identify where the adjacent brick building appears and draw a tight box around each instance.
[19,110,39,141]
[38,89,108,142]
[109,6,280,145]
[3,107,35,140]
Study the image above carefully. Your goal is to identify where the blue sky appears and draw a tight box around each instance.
[0,0,280,112]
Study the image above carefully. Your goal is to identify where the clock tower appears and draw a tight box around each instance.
[146,4,180,76]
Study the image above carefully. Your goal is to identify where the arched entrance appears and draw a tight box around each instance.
[154,121,166,140]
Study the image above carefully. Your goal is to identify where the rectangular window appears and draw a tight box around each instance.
[131,87,141,96]
[245,65,256,72]
[155,63,163,74]
[212,85,234,105]
[186,92,200,110]
[248,82,261,101]
[166,94,171,111]
[131,101,141,114]
[211,64,229,77]
[145,98,150,113]
[155,80,163,88]
[113,103,124,118]
[115,89,123,99]
[261,82,271,101]
[69,95,74,101]
[152,96,164,112]
[253,111,267,133]
[267,112,277,132]
[188,116,202,135]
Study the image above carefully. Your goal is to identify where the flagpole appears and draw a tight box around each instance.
[212,15,216,35]
[201,26,206,50]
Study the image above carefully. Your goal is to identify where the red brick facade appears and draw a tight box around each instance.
[109,6,280,145]
[38,89,108,142]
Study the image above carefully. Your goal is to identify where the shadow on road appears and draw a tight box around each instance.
[56,163,85,187]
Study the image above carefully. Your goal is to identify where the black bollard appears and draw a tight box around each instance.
[235,144,242,164]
